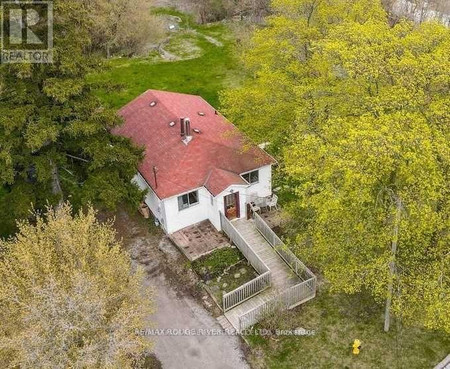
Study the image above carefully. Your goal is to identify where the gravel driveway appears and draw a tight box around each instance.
[112,210,249,369]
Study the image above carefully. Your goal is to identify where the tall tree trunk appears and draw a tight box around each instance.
[384,196,402,332]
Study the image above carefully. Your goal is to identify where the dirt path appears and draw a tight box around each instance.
[111,210,250,369]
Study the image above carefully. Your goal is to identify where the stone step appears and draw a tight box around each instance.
[217,315,237,334]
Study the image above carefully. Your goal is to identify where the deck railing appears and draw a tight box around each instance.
[238,277,316,331]
[253,212,315,280]
[220,212,271,311]
[222,271,271,312]
[237,211,317,331]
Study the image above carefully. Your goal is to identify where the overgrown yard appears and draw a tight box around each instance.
[247,286,450,369]
[192,247,258,304]
[89,8,242,109]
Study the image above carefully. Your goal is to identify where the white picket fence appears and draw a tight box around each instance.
[238,212,317,331]
[220,212,271,311]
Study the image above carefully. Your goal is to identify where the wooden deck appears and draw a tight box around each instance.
[224,218,300,330]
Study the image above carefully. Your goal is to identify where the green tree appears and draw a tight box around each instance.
[221,0,386,152]
[0,203,152,367]
[0,1,144,237]
[222,0,450,333]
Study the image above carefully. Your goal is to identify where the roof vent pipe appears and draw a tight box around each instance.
[185,118,191,137]
[182,118,192,145]
[180,117,185,137]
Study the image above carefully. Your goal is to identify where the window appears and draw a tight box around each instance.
[178,190,199,210]
[242,170,259,184]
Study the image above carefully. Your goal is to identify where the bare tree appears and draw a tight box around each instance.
[187,0,270,24]
[82,0,165,57]
[386,0,450,26]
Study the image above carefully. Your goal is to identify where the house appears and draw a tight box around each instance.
[113,90,276,234]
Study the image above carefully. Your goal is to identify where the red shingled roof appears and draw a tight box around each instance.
[113,90,276,199]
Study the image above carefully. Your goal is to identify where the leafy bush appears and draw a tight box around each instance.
[192,247,242,279]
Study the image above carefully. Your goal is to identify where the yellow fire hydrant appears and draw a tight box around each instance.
[352,339,362,355]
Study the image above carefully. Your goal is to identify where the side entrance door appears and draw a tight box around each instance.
[224,192,240,220]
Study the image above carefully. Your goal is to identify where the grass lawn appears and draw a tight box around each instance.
[191,247,258,303]
[246,286,450,369]
[88,8,242,109]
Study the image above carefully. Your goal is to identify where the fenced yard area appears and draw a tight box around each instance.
[220,212,271,311]
[191,247,259,305]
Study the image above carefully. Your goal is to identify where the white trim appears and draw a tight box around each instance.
[215,184,249,198]
[139,165,272,201]
[240,169,260,185]
[240,163,273,177]
[136,171,162,201]
[177,190,200,211]
[240,168,259,176]
[163,186,204,201]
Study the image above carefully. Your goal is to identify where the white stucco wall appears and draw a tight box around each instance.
[207,192,220,230]
[162,187,210,234]
[133,164,273,234]
[133,173,167,231]
[243,165,272,204]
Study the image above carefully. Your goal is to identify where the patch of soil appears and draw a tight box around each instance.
[135,353,162,369]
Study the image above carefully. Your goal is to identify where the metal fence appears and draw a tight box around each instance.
[220,212,271,311]
[237,211,317,331]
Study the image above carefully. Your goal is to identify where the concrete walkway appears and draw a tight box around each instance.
[224,218,300,330]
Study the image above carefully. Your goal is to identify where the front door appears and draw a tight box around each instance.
[224,192,240,220]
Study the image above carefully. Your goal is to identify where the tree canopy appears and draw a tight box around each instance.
[0,1,145,237]
[222,0,450,332]
[0,204,152,367]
